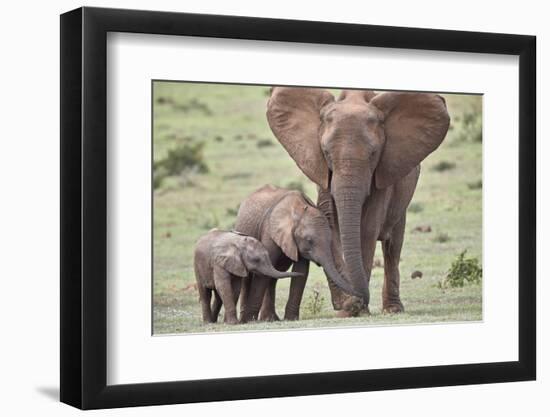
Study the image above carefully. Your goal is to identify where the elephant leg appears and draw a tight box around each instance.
[213,267,239,324]
[381,215,406,313]
[211,290,222,323]
[239,275,251,319]
[241,273,270,323]
[284,257,309,320]
[258,279,280,321]
[231,277,242,308]
[198,284,214,324]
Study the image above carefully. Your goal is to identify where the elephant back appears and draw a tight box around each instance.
[234,185,290,240]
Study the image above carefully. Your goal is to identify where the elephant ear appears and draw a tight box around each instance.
[268,196,300,262]
[267,87,334,189]
[371,92,450,189]
[213,243,248,277]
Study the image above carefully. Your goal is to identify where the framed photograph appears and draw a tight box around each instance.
[60,6,536,410]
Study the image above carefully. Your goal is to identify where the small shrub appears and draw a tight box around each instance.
[155,143,208,176]
[305,289,325,317]
[200,212,220,230]
[153,170,167,190]
[257,139,274,148]
[214,135,224,142]
[431,161,456,172]
[173,98,213,116]
[226,205,240,217]
[408,202,424,213]
[156,96,174,105]
[285,181,305,193]
[467,180,482,190]
[153,143,208,189]
[439,250,482,288]
[433,232,450,243]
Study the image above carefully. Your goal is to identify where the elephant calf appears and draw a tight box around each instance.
[234,185,361,322]
[194,229,303,324]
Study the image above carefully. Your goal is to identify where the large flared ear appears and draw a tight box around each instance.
[268,196,300,262]
[371,92,450,189]
[267,87,334,189]
[214,244,248,277]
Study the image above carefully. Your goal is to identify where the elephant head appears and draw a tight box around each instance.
[213,233,303,279]
[267,88,450,302]
[268,192,362,298]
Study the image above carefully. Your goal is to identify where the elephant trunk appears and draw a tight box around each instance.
[322,256,362,299]
[256,264,303,279]
[332,178,370,305]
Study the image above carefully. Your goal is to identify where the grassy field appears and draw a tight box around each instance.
[152,81,483,335]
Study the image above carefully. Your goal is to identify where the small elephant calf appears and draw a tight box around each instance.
[194,229,303,324]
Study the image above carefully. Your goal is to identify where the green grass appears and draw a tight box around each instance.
[153,82,482,334]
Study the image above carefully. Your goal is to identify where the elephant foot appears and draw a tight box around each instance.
[335,296,365,318]
[382,301,405,314]
[224,315,239,325]
[284,311,299,321]
[258,311,280,322]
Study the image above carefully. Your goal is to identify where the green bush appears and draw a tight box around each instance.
[256,139,274,148]
[153,143,208,189]
[467,180,482,190]
[408,202,424,213]
[285,180,305,194]
[431,161,456,172]
[225,205,240,217]
[433,232,450,243]
[439,250,482,288]
[454,109,482,143]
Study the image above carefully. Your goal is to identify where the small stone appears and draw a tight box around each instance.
[411,270,423,279]
[412,225,432,233]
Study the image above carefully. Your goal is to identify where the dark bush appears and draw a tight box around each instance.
[256,139,274,148]
[408,202,424,213]
[431,161,456,172]
[454,109,482,143]
[226,205,240,217]
[285,181,305,194]
[433,232,450,243]
[153,143,208,189]
[467,180,482,190]
[173,98,213,116]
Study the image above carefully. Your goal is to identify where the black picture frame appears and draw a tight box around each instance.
[60,6,536,410]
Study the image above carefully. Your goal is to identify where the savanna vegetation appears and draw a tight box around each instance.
[152,81,483,334]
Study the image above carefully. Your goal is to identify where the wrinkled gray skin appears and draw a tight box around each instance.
[234,185,359,322]
[194,229,303,324]
[267,88,450,314]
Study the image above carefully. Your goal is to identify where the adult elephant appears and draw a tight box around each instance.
[267,88,450,314]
